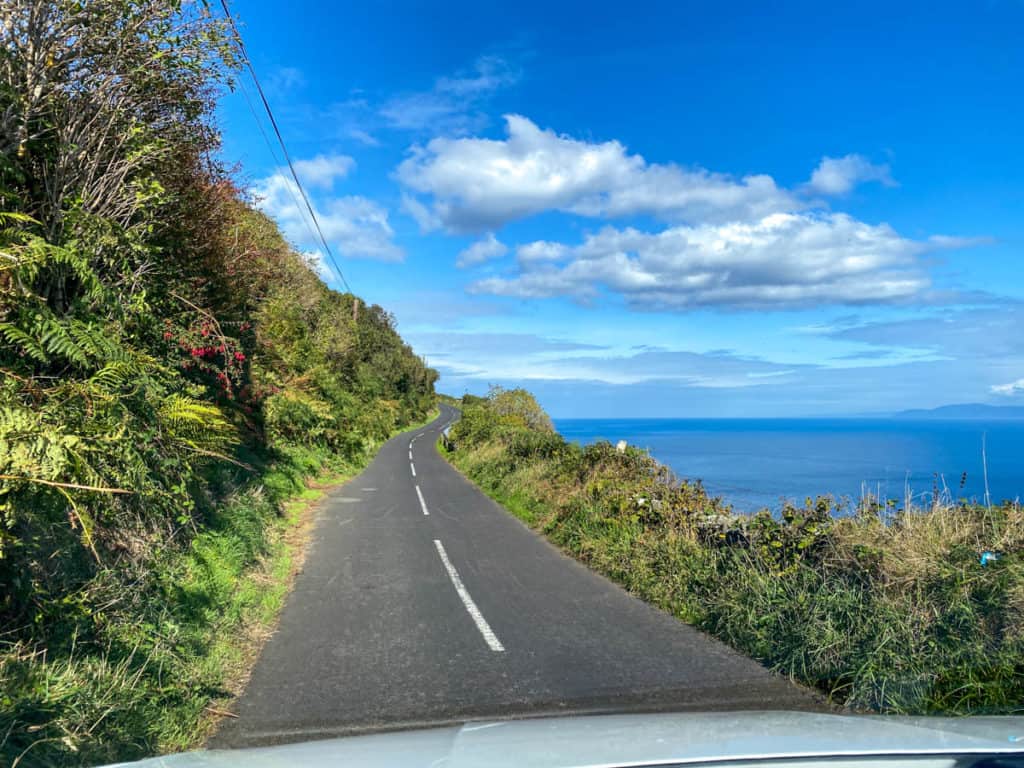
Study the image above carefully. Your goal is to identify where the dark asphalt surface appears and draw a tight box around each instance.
[212,405,823,748]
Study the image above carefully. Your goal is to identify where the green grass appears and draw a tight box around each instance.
[443,399,1024,716]
[1,462,334,767]
[0,410,438,768]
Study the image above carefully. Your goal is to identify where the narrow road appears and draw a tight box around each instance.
[212,405,822,748]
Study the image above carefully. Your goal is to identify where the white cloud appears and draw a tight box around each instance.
[470,212,949,309]
[991,379,1024,396]
[807,154,895,195]
[302,249,335,281]
[393,115,987,314]
[397,115,799,232]
[348,128,381,147]
[380,55,519,134]
[831,306,1022,359]
[926,234,995,249]
[427,344,804,388]
[516,241,570,264]
[401,193,441,232]
[456,233,508,268]
[382,92,478,133]
[291,153,355,190]
[267,66,305,94]
[318,196,403,262]
[438,355,1019,419]
[435,55,519,97]
[408,331,606,359]
[254,170,403,263]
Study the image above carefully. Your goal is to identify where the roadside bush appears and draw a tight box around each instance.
[0,1,437,764]
[445,389,1024,715]
[263,390,335,446]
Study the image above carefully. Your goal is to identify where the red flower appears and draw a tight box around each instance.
[234,352,246,361]
[163,331,173,340]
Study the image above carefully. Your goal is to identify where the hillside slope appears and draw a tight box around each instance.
[0,2,434,765]
[445,388,1024,716]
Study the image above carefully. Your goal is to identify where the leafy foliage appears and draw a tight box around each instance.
[446,391,1024,715]
[0,1,436,764]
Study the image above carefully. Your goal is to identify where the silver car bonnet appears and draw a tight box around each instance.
[104,711,1024,768]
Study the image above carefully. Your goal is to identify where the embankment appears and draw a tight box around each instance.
[444,389,1024,715]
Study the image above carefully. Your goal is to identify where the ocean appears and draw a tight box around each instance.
[553,417,1024,513]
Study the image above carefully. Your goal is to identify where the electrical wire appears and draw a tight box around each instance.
[218,0,353,294]
[236,77,324,258]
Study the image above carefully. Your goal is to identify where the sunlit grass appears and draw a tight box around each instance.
[0,408,440,768]
[444,400,1024,715]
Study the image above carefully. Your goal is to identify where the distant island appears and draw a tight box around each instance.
[892,403,1024,420]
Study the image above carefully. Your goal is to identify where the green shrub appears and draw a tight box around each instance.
[445,389,1024,715]
[263,390,335,446]
[0,0,437,763]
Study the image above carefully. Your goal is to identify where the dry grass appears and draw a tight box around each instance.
[445,400,1024,715]
[830,503,1008,585]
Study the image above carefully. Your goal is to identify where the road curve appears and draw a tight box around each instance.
[211,405,823,748]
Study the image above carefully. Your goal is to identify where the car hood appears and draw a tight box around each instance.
[105,711,1024,768]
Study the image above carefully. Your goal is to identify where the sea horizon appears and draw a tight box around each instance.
[552,415,1024,514]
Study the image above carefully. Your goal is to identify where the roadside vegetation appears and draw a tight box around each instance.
[444,388,1024,715]
[0,2,436,765]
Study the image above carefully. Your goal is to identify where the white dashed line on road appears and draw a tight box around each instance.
[410,462,416,477]
[433,539,505,652]
[415,484,429,516]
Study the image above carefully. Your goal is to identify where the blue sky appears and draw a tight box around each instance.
[219,0,1024,417]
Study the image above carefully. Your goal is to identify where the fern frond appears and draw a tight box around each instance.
[37,319,90,367]
[88,361,143,392]
[158,394,237,453]
[0,323,49,363]
[0,212,37,226]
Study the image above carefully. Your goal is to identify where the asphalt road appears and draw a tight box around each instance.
[212,404,822,748]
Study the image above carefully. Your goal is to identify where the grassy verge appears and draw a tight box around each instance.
[0,409,437,768]
[443,391,1024,715]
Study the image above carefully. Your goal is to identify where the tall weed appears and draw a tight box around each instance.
[446,394,1024,714]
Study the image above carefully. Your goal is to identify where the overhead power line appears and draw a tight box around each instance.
[218,0,353,295]
[235,77,325,259]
